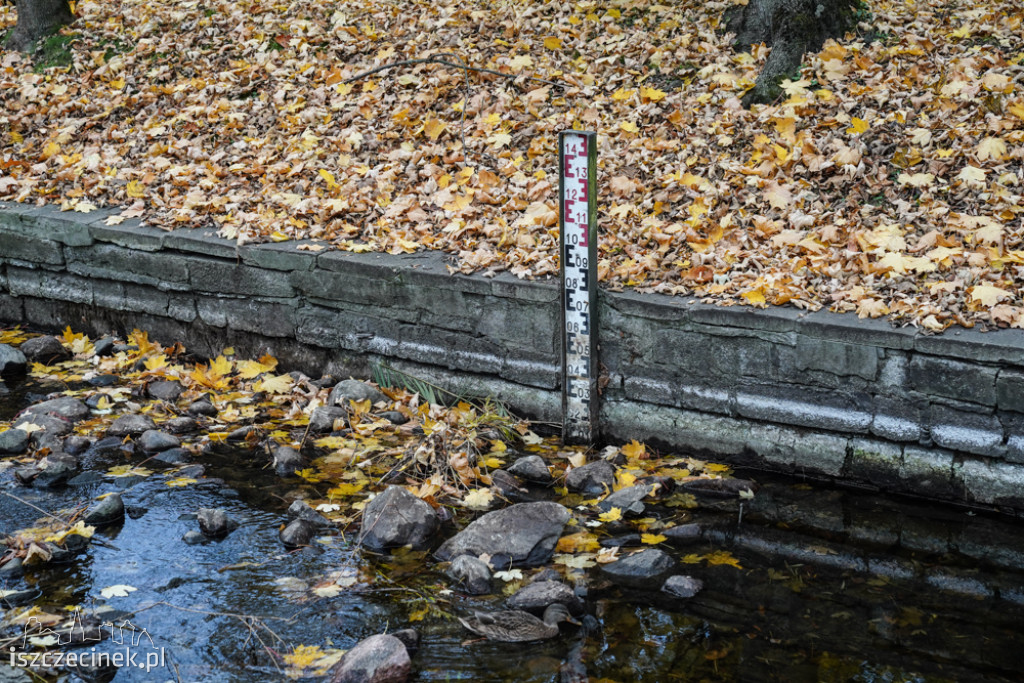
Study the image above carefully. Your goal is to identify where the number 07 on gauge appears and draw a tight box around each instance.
[558,130,598,445]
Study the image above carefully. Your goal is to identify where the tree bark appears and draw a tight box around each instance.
[6,0,74,52]
[725,0,860,107]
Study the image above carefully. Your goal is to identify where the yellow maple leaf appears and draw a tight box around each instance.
[621,440,646,460]
[508,54,533,71]
[319,169,338,190]
[598,507,623,523]
[705,550,743,569]
[741,290,766,306]
[543,36,562,50]
[641,533,667,545]
[971,285,1010,307]
[556,531,601,553]
[462,487,494,510]
[977,136,1007,162]
[41,141,60,160]
[254,373,294,394]
[209,355,233,377]
[165,477,197,488]
[423,118,446,141]
[639,86,667,102]
[897,172,935,188]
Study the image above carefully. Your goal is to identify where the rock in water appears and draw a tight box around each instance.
[507,580,580,612]
[600,548,676,589]
[286,500,333,529]
[0,344,27,377]
[310,406,347,433]
[446,555,493,595]
[662,575,704,599]
[507,455,553,484]
[328,634,410,683]
[565,460,616,496]
[279,519,317,548]
[597,484,654,515]
[272,446,304,476]
[197,508,237,538]
[0,428,29,455]
[84,494,125,527]
[435,502,570,567]
[19,336,70,364]
[138,430,181,453]
[358,486,439,551]
[107,414,157,437]
[23,397,90,422]
[329,379,387,408]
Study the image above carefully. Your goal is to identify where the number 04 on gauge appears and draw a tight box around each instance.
[558,130,598,445]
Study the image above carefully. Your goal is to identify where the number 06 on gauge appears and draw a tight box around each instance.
[558,130,598,445]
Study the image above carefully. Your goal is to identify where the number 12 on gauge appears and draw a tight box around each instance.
[559,130,598,445]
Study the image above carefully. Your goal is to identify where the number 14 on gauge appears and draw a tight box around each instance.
[559,130,598,445]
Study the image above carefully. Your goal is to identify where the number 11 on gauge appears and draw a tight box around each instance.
[559,130,598,445]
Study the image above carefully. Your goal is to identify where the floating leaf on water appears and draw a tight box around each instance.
[99,584,137,599]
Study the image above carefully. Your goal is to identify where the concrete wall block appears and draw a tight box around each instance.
[500,354,560,390]
[292,270,398,309]
[163,228,239,260]
[88,220,166,251]
[189,259,294,298]
[295,305,377,350]
[901,446,956,498]
[0,231,65,265]
[996,370,1024,413]
[0,293,23,322]
[167,295,197,323]
[955,459,1024,508]
[870,396,925,442]
[928,405,1005,458]
[789,431,849,476]
[736,384,872,433]
[196,295,295,337]
[793,335,880,380]
[65,244,190,290]
[240,241,318,271]
[658,329,778,381]
[876,353,910,396]
[6,268,92,305]
[623,376,733,415]
[847,438,903,488]
[490,275,558,303]
[406,288,486,333]
[908,355,997,406]
[475,300,558,355]
[8,203,97,246]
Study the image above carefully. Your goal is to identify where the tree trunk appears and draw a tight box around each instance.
[725,0,860,107]
[6,0,74,52]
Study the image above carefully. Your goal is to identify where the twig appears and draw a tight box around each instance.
[0,490,120,551]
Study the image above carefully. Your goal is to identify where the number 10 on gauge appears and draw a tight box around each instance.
[559,130,598,445]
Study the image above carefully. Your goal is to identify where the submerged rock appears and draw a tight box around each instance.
[329,379,387,408]
[19,336,70,364]
[446,555,493,595]
[138,430,181,453]
[358,486,439,552]
[600,548,676,589]
[507,580,581,613]
[107,414,157,437]
[84,494,125,527]
[565,460,615,496]
[662,523,703,545]
[272,446,304,476]
[328,634,410,683]
[507,455,553,484]
[197,508,237,538]
[662,575,704,599]
[16,453,78,489]
[435,502,570,567]
[0,344,27,377]
[679,478,758,498]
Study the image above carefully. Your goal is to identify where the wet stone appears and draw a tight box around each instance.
[154,447,191,465]
[187,399,218,417]
[490,469,527,500]
[435,502,570,567]
[62,435,92,456]
[68,471,105,486]
[662,575,704,599]
[447,554,493,595]
[0,557,24,577]
[19,336,70,364]
[600,548,676,589]
[359,486,439,551]
[87,373,119,387]
[0,428,29,454]
[147,380,184,401]
[93,337,116,357]
[0,588,37,607]
[328,633,411,683]
[507,580,580,613]
[84,493,125,527]
[107,413,157,436]
[598,484,654,515]
[23,396,90,422]
[280,518,317,548]
[163,417,199,434]
[197,508,237,538]
[138,429,181,453]
[662,523,703,546]
[15,414,72,441]
[310,406,347,433]
[329,379,387,408]
[378,410,409,425]
[0,344,27,377]
[390,629,419,657]
[600,533,643,548]
[227,425,257,442]
[272,446,304,476]
[182,530,206,545]
[565,459,616,496]
[287,499,334,529]
[507,455,553,484]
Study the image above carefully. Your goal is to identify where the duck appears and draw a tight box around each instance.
[458,603,579,642]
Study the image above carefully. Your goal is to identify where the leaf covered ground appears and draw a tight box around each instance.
[0,0,1022,330]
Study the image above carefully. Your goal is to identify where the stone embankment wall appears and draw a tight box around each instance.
[2,202,1024,512]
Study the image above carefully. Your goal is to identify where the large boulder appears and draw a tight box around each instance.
[328,634,410,683]
[358,486,439,552]
[600,548,676,589]
[435,502,570,567]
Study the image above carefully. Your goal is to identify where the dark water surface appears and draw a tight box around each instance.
[2,373,1023,683]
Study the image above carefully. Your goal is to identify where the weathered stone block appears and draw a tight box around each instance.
[241,241,319,271]
[0,232,64,265]
[996,370,1024,413]
[793,335,880,380]
[65,244,190,290]
[908,355,997,406]
[6,268,92,304]
[623,376,732,415]
[870,396,924,442]
[928,405,1004,458]
[789,431,849,476]
[195,295,296,337]
[88,220,166,251]
[3,203,96,246]
[846,438,903,488]
[901,446,955,498]
[736,384,872,433]
[189,259,294,297]
[956,459,1024,508]
[163,227,238,259]
[657,329,778,381]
